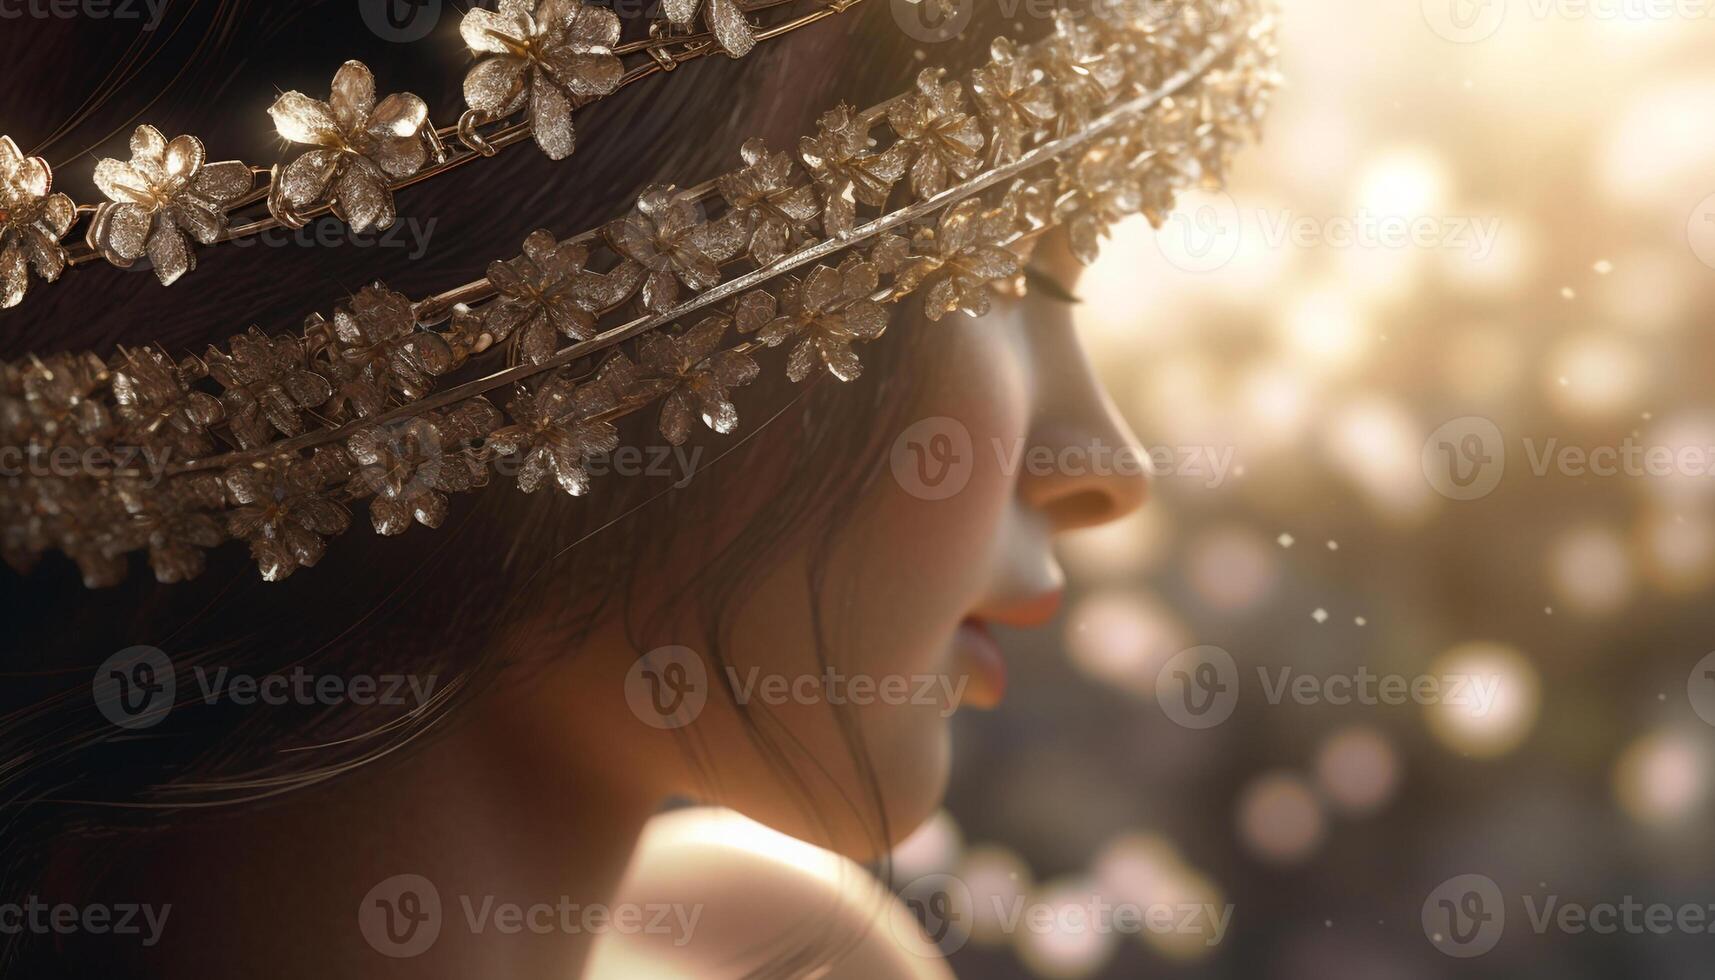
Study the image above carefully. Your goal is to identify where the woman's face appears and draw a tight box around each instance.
[528,239,1150,860]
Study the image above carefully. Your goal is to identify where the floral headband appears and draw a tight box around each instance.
[0,0,1279,587]
[0,0,856,306]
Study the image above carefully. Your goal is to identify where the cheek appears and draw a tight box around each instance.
[687,311,1034,853]
[818,312,1033,821]
[850,310,1034,668]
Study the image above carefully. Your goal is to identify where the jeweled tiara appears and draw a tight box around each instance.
[0,0,858,306]
[1,0,1279,587]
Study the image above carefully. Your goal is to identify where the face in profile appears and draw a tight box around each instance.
[0,3,1274,973]
[516,240,1150,861]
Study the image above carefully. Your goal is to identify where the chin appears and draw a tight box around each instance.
[845,709,956,861]
[734,712,953,864]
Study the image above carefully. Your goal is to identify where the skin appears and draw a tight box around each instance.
[87,235,1148,978]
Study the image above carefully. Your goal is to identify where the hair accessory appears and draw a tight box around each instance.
[0,0,864,306]
[1,0,1279,586]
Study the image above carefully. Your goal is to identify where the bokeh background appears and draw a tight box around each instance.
[903,1,1715,976]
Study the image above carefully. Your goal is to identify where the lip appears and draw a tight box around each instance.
[953,618,1008,710]
[949,588,1065,711]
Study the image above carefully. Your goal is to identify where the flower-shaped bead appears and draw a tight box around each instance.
[758,258,889,383]
[19,352,114,444]
[110,346,225,458]
[347,397,501,536]
[893,197,1024,321]
[486,229,606,366]
[224,449,353,581]
[322,283,454,420]
[270,61,430,232]
[887,68,985,201]
[0,136,76,309]
[970,38,1058,165]
[717,139,821,268]
[461,0,623,160]
[205,327,334,450]
[1037,12,1128,139]
[117,474,227,584]
[489,375,620,497]
[662,0,756,58]
[89,125,253,286]
[607,185,747,313]
[1055,136,1148,265]
[799,105,911,239]
[636,316,759,445]
[1100,5,1189,91]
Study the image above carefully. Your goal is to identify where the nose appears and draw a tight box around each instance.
[1016,338,1150,534]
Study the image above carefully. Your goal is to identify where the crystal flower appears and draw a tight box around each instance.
[346,398,501,536]
[270,61,430,232]
[606,185,746,313]
[317,283,455,420]
[867,232,913,274]
[0,136,76,309]
[110,346,225,458]
[489,374,620,496]
[718,139,822,268]
[663,0,756,58]
[205,327,334,450]
[21,352,114,442]
[114,474,227,584]
[799,104,911,238]
[732,288,778,336]
[1055,136,1147,265]
[1003,177,1058,237]
[461,0,623,161]
[89,126,253,286]
[887,68,985,201]
[1101,5,1189,91]
[1037,12,1128,139]
[224,450,353,581]
[19,353,114,490]
[636,316,759,445]
[758,258,888,382]
[970,38,1058,165]
[486,229,604,366]
[893,197,1024,321]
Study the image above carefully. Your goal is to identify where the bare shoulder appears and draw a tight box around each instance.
[586,808,954,980]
